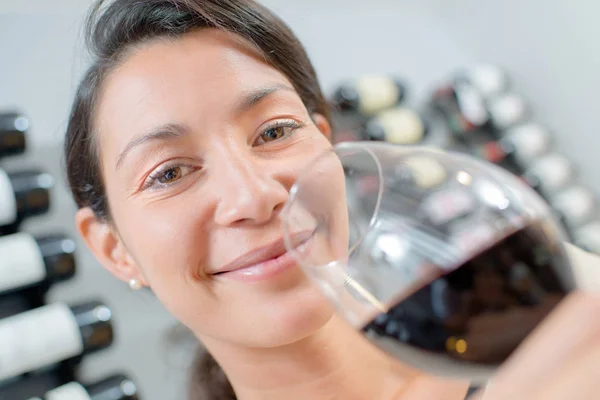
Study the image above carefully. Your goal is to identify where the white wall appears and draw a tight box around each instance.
[1,1,598,399]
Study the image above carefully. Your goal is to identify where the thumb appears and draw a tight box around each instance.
[564,242,600,292]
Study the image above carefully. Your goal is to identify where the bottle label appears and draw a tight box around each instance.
[0,233,46,294]
[0,169,17,225]
[454,83,488,126]
[376,108,425,145]
[468,65,506,98]
[553,187,595,226]
[402,156,447,189]
[0,303,84,381]
[488,94,527,129]
[506,124,550,162]
[46,382,91,400]
[529,154,572,192]
[356,76,399,115]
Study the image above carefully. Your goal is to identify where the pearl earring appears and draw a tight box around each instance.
[128,278,142,291]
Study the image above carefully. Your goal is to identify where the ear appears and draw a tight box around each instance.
[75,207,148,287]
[312,113,332,141]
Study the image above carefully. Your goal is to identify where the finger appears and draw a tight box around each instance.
[527,336,600,400]
[397,374,470,400]
[564,243,600,292]
[479,291,600,397]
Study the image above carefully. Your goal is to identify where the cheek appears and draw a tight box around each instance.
[105,176,212,297]
[118,200,207,274]
[112,202,230,334]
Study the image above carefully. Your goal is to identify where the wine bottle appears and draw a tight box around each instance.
[0,371,65,400]
[0,168,53,236]
[0,232,76,297]
[522,153,576,197]
[363,107,428,145]
[471,123,551,174]
[0,293,34,320]
[431,65,509,138]
[0,301,114,385]
[332,75,406,116]
[432,79,526,139]
[432,65,507,106]
[551,186,598,230]
[29,374,140,400]
[0,112,28,158]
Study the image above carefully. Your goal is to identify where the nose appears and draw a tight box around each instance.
[212,154,289,226]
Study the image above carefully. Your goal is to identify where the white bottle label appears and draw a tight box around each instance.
[506,123,550,163]
[0,233,46,294]
[403,156,447,189]
[356,76,400,115]
[553,187,595,226]
[376,107,425,144]
[455,82,488,125]
[529,154,573,192]
[0,169,17,226]
[46,382,91,400]
[0,303,84,381]
[488,94,527,129]
[468,64,506,98]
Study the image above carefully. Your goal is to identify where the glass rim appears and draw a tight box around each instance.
[281,142,386,268]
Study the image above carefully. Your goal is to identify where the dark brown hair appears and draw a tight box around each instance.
[63,0,331,399]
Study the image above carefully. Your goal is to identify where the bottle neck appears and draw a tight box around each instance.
[87,375,139,400]
[36,235,77,283]
[9,170,53,220]
[71,301,114,354]
[0,112,28,158]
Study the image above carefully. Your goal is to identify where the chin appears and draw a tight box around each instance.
[239,280,336,348]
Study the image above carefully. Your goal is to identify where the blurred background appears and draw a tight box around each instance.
[1,0,599,399]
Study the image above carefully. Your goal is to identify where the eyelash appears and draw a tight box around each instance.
[253,119,304,146]
[142,162,197,191]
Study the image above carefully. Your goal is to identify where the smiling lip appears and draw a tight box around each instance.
[211,231,312,283]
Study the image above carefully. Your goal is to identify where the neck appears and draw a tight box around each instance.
[199,315,413,400]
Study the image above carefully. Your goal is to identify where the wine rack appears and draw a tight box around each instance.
[0,111,141,400]
[328,66,600,256]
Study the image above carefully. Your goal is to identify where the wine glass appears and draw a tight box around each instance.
[281,141,574,383]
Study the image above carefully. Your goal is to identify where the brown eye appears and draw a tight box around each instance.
[254,120,304,146]
[260,126,286,142]
[158,166,182,184]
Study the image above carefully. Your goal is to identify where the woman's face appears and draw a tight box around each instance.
[89,29,348,347]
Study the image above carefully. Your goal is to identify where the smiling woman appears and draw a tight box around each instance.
[62,1,474,400]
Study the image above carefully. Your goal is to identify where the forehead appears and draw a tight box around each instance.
[94,29,294,152]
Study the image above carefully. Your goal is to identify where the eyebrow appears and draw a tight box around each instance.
[235,84,296,114]
[115,123,188,169]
